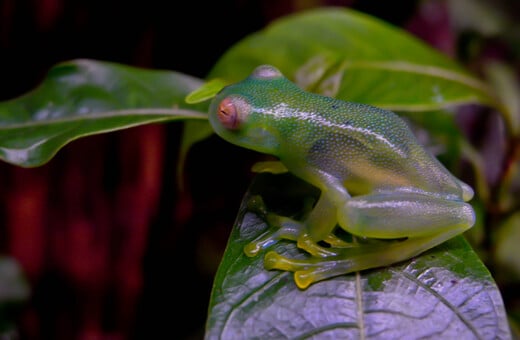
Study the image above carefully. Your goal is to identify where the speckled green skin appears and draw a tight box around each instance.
[209,65,475,289]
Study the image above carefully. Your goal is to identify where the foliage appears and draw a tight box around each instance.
[0,60,207,167]
[206,174,510,339]
[0,6,517,339]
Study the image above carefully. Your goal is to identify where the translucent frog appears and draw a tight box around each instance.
[208,65,475,289]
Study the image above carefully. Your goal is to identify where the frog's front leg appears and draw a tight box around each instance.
[246,162,349,257]
[266,191,475,289]
[243,192,347,258]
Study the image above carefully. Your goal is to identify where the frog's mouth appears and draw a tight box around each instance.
[238,127,280,156]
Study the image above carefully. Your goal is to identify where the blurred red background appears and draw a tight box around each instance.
[2,0,514,339]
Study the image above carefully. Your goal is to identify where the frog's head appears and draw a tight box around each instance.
[209,65,290,156]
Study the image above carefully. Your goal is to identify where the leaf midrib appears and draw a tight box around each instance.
[356,271,366,340]
[0,108,208,129]
[342,61,492,94]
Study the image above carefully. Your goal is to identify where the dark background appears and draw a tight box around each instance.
[0,0,518,339]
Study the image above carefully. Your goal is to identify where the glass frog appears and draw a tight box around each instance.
[208,65,475,289]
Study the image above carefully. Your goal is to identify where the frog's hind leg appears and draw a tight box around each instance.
[339,192,475,239]
[265,192,475,289]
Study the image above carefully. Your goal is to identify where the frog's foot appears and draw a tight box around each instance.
[243,220,342,258]
[296,233,342,257]
[244,217,301,257]
[244,193,357,258]
[244,194,339,257]
[323,233,358,248]
[264,228,465,289]
[264,251,354,289]
[244,194,305,256]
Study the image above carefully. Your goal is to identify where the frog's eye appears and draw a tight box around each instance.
[217,97,249,130]
[217,98,239,129]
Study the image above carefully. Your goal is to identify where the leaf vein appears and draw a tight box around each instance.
[220,271,287,337]
[293,322,360,340]
[400,271,484,340]
[343,61,493,95]
[0,108,207,129]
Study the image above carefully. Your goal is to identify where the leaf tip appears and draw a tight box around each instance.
[185,78,229,104]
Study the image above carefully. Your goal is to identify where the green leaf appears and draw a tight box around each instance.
[185,78,229,104]
[205,173,512,339]
[0,59,208,167]
[209,7,499,112]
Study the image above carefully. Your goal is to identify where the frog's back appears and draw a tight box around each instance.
[220,66,472,201]
[285,94,471,201]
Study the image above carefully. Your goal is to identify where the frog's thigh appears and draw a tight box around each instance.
[338,192,475,239]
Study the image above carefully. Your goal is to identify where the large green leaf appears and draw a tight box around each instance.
[209,7,499,112]
[205,173,512,339]
[0,59,208,167]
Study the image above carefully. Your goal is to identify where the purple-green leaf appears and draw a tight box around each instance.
[205,174,511,339]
